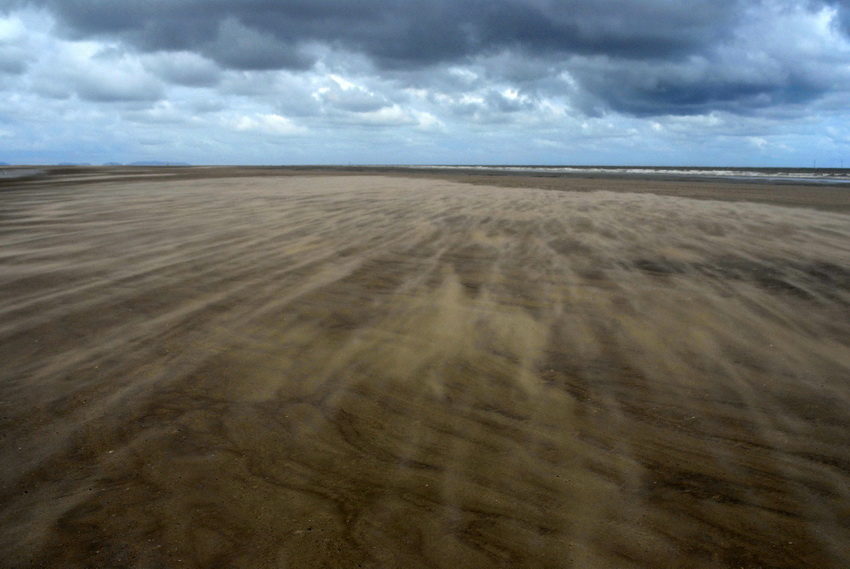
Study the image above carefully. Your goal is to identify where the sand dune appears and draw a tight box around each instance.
[1,172,849,568]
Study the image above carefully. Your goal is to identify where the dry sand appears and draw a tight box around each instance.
[1,169,849,568]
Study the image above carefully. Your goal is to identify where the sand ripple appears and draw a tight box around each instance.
[1,174,850,568]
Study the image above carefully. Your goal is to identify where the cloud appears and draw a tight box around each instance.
[74,63,164,103]
[10,1,850,116]
[141,51,221,87]
[313,74,390,113]
[748,136,769,149]
[204,17,314,71]
[343,104,415,126]
[28,41,164,102]
[231,113,306,135]
[0,11,34,73]
[564,1,850,116]
[829,0,850,34]
[2,0,850,165]
[22,0,742,66]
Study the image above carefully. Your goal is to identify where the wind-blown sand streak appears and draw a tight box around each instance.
[1,173,849,568]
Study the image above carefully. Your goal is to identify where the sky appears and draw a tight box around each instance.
[1,0,849,166]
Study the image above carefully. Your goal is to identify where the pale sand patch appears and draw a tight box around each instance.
[1,173,849,568]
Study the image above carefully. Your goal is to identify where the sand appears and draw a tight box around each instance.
[1,169,849,568]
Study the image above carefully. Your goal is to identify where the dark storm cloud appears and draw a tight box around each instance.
[4,0,848,117]
[569,52,840,117]
[14,0,743,67]
[141,52,221,88]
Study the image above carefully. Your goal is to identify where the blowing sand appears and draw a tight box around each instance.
[1,170,849,568]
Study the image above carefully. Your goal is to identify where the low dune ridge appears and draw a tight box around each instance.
[1,172,849,568]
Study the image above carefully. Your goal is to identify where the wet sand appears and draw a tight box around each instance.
[1,169,850,568]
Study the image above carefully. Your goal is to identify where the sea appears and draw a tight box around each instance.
[403,165,850,185]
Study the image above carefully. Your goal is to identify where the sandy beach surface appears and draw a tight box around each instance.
[1,168,849,568]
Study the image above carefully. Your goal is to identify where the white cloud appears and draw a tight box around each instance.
[73,59,164,103]
[0,12,35,74]
[342,104,415,126]
[19,23,164,102]
[411,110,444,131]
[313,74,389,113]
[748,136,769,149]
[328,74,357,91]
[231,113,306,135]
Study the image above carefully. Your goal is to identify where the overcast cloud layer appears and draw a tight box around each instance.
[1,0,849,165]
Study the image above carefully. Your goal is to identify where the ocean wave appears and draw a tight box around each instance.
[407,165,850,184]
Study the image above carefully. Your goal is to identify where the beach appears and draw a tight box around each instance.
[1,168,849,568]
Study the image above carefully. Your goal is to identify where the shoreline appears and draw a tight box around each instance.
[3,164,850,213]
